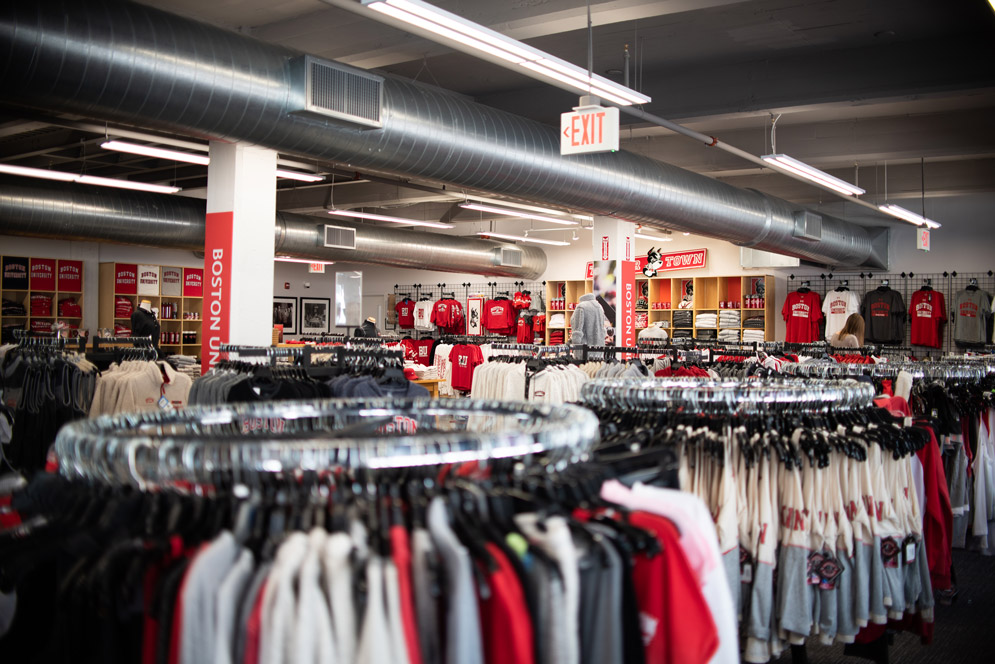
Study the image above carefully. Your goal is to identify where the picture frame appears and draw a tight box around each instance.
[300,297,331,335]
[466,297,483,335]
[272,296,298,335]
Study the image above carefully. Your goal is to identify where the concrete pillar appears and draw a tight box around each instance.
[590,216,638,351]
[203,142,277,371]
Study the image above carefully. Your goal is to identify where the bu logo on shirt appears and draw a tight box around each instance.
[829,299,848,314]
[458,355,469,367]
[490,306,504,315]
[915,302,933,318]
[791,303,810,318]
[870,302,890,317]
[960,301,979,318]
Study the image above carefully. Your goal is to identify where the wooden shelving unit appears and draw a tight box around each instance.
[1,256,84,342]
[545,274,775,344]
[98,262,203,356]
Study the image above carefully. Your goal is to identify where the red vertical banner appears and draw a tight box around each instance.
[619,260,636,356]
[202,212,234,373]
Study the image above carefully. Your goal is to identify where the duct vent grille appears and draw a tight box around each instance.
[792,210,823,242]
[498,247,523,268]
[291,56,383,128]
[324,224,357,250]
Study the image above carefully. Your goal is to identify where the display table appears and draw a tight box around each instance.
[413,378,444,398]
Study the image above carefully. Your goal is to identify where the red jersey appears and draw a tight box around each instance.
[448,344,484,391]
[909,290,946,348]
[781,290,823,343]
[395,298,415,328]
[482,299,516,334]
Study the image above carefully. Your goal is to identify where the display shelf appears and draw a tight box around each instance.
[544,274,775,343]
[2,256,85,342]
[99,262,204,357]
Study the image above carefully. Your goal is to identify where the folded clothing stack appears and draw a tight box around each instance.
[743,316,765,329]
[671,329,692,338]
[718,329,741,343]
[29,320,53,335]
[1,299,26,316]
[58,298,82,317]
[694,312,717,328]
[696,329,717,340]
[30,294,52,317]
[115,296,133,318]
[548,313,567,328]
[113,324,131,337]
[672,310,693,328]
[743,329,766,343]
[718,310,741,328]
[549,329,565,344]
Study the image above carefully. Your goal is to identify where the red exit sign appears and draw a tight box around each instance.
[561,106,619,155]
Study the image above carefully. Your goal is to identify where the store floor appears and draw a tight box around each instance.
[772,549,993,663]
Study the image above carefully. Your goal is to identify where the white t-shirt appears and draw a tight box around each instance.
[822,290,861,341]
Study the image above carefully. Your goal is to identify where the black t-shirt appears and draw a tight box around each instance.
[861,288,906,343]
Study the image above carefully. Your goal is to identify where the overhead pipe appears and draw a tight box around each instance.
[0,177,547,278]
[0,0,886,268]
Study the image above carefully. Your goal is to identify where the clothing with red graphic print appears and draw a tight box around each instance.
[861,287,906,344]
[516,314,534,344]
[448,344,484,391]
[430,298,465,334]
[952,288,991,344]
[909,289,946,348]
[781,290,823,343]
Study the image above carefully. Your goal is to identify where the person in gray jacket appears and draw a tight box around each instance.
[571,293,607,358]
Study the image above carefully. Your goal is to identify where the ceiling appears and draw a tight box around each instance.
[1,0,993,236]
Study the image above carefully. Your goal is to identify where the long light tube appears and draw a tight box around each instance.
[634,233,673,242]
[0,163,181,193]
[101,140,211,165]
[361,0,650,106]
[761,154,865,197]
[475,231,569,246]
[328,208,454,229]
[275,257,336,264]
[101,140,324,181]
[878,204,942,229]
[460,202,577,225]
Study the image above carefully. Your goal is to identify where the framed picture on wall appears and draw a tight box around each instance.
[273,297,297,335]
[466,297,483,335]
[300,297,331,335]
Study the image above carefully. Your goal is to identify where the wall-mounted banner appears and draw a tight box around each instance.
[586,248,708,278]
[137,264,161,296]
[202,212,233,372]
[183,267,203,297]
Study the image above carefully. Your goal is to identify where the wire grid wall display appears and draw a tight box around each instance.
[786,270,995,355]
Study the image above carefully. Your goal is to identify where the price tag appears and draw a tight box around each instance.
[904,417,913,428]
[741,563,753,584]
[157,395,174,411]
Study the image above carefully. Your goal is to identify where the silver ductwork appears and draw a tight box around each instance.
[0,0,886,268]
[0,177,547,279]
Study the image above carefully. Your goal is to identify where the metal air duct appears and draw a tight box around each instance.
[0,0,886,268]
[0,177,547,279]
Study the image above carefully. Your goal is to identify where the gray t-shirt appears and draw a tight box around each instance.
[953,288,992,343]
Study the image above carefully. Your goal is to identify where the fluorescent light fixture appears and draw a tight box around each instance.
[475,231,569,246]
[328,208,454,229]
[878,204,942,229]
[634,233,673,242]
[275,257,336,264]
[0,163,78,182]
[361,0,650,106]
[460,202,577,225]
[0,162,181,193]
[101,140,210,165]
[275,169,324,182]
[102,140,324,182]
[761,154,865,197]
[683,232,690,236]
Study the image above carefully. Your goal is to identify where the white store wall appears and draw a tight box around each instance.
[3,192,992,345]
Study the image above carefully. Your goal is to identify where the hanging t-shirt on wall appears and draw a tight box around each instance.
[821,289,860,340]
[952,288,992,344]
[909,289,946,348]
[413,300,435,331]
[781,290,823,343]
[861,287,906,344]
[395,298,415,329]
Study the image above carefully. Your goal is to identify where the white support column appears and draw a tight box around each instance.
[590,216,638,350]
[203,142,277,371]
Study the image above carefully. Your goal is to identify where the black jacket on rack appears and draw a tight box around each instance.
[130,307,160,349]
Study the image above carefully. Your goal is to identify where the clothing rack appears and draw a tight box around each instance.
[53,397,599,487]
[491,343,571,357]
[91,335,154,351]
[219,343,313,366]
[12,329,86,351]
[437,334,508,344]
[787,269,995,354]
[782,360,986,382]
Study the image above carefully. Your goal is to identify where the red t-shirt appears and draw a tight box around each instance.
[478,542,535,664]
[414,338,435,366]
[625,511,719,664]
[396,299,415,328]
[516,316,533,344]
[449,344,484,391]
[781,290,823,343]
[909,290,946,348]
